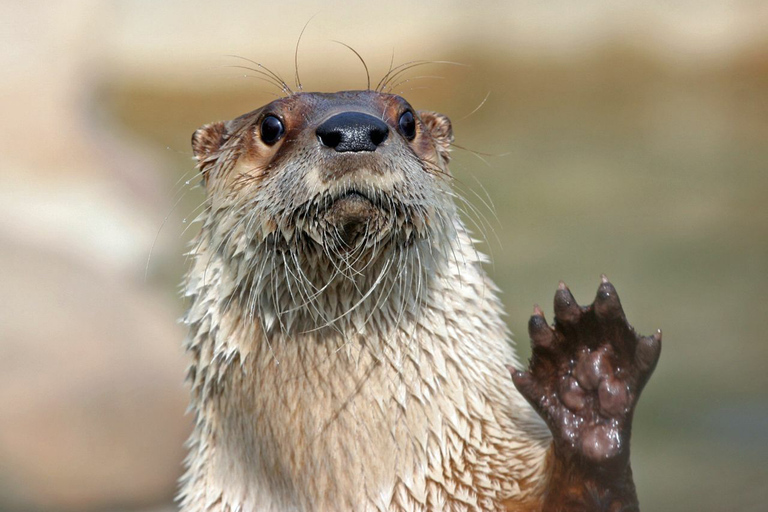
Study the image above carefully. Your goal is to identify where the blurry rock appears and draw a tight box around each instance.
[0,239,190,511]
[0,2,191,511]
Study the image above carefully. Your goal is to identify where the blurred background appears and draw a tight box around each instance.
[1,1,766,511]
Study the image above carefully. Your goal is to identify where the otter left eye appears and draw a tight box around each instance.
[260,115,285,145]
[398,111,416,140]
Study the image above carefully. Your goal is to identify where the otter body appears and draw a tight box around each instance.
[180,90,659,511]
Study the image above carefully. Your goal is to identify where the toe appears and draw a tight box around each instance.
[594,278,624,321]
[528,305,556,351]
[509,366,546,413]
[635,329,662,377]
[554,281,582,325]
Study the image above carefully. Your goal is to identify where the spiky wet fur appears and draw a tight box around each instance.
[179,100,551,511]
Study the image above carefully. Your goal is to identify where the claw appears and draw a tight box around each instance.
[554,281,581,325]
[529,306,555,350]
[594,279,623,320]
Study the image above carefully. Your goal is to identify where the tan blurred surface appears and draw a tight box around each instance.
[1,1,767,511]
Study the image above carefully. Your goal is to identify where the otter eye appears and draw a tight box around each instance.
[398,111,416,140]
[260,115,285,145]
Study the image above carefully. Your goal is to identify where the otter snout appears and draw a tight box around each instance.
[316,112,389,152]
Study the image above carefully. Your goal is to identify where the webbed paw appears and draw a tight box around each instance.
[511,276,661,466]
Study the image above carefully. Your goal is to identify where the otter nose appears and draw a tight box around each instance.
[316,112,389,152]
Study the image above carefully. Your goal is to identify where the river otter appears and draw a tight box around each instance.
[179,89,660,511]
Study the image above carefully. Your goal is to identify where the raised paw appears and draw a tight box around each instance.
[511,276,661,465]
[510,277,661,510]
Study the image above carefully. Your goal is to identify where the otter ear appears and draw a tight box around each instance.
[192,121,228,162]
[418,111,454,164]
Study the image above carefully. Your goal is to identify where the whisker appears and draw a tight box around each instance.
[458,91,491,121]
[221,65,291,94]
[223,55,292,93]
[294,15,319,92]
[332,40,370,90]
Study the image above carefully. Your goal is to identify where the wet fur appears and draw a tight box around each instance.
[179,91,551,511]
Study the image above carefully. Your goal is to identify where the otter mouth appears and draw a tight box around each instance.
[263,189,428,254]
[321,191,384,248]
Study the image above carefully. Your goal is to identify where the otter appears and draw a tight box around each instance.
[180,89,661,511]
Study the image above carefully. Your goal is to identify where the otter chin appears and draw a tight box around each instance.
[321,191,381,248]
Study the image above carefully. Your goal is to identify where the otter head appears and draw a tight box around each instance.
[191,91,456,332]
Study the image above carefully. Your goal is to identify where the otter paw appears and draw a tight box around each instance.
[510,276,661,464]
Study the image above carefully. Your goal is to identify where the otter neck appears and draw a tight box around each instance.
[180,219,549,511]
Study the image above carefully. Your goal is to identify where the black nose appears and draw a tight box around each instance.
[316,112,389,152]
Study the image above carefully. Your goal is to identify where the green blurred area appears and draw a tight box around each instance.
[108,41,768,512]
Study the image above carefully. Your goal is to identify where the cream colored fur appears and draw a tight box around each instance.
[179,212,550,511]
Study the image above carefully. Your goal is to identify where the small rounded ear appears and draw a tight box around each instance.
[192,121,227,162]
[417,110,454,164]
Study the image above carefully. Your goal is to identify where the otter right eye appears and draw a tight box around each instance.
[260,115,285,145]
[398,111,416,140]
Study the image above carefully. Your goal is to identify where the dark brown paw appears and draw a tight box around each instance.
[510,276,661,465]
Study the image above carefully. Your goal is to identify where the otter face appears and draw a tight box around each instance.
[192,91,455,256]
